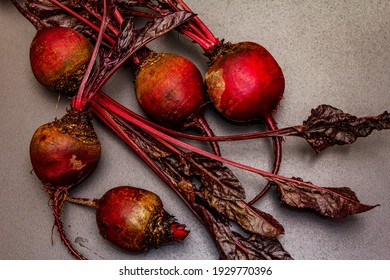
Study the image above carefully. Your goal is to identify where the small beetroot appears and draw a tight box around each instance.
[96,186,189,252]
[11,1,94,95]
[67,186,189,252]
[133,49,221,154]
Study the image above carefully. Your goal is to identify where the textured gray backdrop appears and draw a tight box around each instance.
[1,0,389,260]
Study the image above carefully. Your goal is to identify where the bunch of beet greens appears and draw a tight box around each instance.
[13,0,390,260]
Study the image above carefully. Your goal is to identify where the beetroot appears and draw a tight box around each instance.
[97,186,188,251]
[11,1,94,95]
[135,51,206,129]
[205,41,285,122]
[29,109,101,260]
[66,186,189,252]
[30,108,101,187]
[30,27,93,95]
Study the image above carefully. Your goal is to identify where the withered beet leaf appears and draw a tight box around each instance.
[161,153,245,200]
[232,233,293,260]
[190,154,246,200]
[24,0,99,37]
[197,205,292,260]
[267,176,379,218]
[197,188,284,237]
[298,104,390,153]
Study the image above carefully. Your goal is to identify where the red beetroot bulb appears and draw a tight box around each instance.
[95,186,189,252]
[133,48,220,155]
[30,26,94,95]
[30,108,101,187]
[135,51,206,128]
[205,41,285,122]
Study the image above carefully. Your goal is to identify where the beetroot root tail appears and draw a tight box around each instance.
[50,187,87,260]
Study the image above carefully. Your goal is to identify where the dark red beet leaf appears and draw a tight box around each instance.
[232,232,293,260]
[299,104,390,153]
[270,176,379,218]
[198,188,284,237]
[197,205,292,260]
[25,0,99,38]
[183,154,246,201]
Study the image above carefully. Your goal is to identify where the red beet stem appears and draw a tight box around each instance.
[80,2,119,38]
[159,125,299,141]
[174,0,219,49]
[69,0,110,110]
[121,9,159,19]
[113,7,125,26]
[192,116,221,156]
[180,28,214,50]
[95,91,299,141]
[249,115,282,204]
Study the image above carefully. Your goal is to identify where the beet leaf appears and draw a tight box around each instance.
[268,176,379,218]
[186,154,246,200]
[298,104,390,152]
[198,188,284,237]
[232,232,293,260]
[24,0,97,36]
[197,205,292,260]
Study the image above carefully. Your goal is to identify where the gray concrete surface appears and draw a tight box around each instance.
[1,0,389,260]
